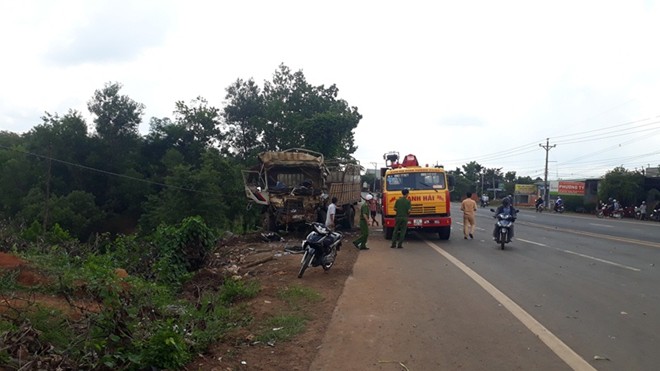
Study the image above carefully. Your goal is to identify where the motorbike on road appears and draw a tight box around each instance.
[553,203,565,213]
[490,208,517,250]
[596,202,622,219]
[298,222,343,278]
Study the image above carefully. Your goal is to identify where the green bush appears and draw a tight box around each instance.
[219,277,260,304]
[152,216,217,287]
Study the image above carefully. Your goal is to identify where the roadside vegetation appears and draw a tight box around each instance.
[0,64,359,369]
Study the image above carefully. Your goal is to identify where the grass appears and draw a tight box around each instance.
[253,285,323,343]
[277,284,322,309]
[257,314,307,343]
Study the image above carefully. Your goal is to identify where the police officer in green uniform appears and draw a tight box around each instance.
[391,188,411,248]
[352,194,372,250]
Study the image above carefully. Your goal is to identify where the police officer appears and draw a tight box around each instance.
[352,194,372,250]
[391,188,411,248]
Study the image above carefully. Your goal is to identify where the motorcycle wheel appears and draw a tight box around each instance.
[322,260,334,271]
[322,248,336,271]
[297,251,313,278]
[500,231,506,250]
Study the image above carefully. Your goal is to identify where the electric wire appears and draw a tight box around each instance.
[0,143,227,197]
[446,114,660,171]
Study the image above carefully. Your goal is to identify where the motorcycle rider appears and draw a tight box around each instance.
[554,196,563,212]
[493,197,517,242]
[535,196,544,211]
[606,197,615,213]
[481,193,489,208]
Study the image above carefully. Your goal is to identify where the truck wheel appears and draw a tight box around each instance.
[264,212,277,232]
[384,227,393,240]
[438,226,450,240]
[343,206,355,229]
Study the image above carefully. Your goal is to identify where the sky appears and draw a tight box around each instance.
[2,0,660,181]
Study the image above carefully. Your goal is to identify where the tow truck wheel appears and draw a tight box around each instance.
[384,226,393,240]
[438,226,450,240]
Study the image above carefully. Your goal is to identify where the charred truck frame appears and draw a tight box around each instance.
[243,148,362,232]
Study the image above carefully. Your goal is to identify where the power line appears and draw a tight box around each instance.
[445,114,660,166]
[0,144,227,197]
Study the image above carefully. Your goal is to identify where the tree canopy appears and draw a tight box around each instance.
[0,65,362,240]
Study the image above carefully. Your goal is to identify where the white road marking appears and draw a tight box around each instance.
[558,249,641,272]
[425,239,597,371]
[516,238,547,246]
[589,223,613,228]
[516,238,640,271]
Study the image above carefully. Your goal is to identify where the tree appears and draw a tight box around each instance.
[0,139,35,217]
[139,150,244,231]
[24,110,91,195]
[88,82,145,142]
[461,161,484,183]
[86,82,147,218]
[598,166,644,206]
[173,97,225,162]
[223,64,361,161]
[223,78,265,163]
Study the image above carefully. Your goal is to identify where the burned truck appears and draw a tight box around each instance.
[242,148,362,232]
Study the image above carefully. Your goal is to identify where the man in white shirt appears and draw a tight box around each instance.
[325,197,338,230]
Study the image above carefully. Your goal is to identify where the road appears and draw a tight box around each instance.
[310,203,660,371]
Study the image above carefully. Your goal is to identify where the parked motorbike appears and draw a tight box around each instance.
[297,222,343,278]
[620,206,636,219]
[650,208,660,222]
[490,208,517,249]
[596,202,622,219]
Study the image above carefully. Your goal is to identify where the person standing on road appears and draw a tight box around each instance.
[461,192,477,239]
[639,201,647,220]
[352,194,372,250]
[391,188,411,248]
[368,195,379,226]
[325,197,337,230]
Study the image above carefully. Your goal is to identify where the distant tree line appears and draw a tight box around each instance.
[447,161,537,201]
[0,64,362,241]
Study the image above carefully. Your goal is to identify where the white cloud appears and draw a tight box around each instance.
[1,0,660,179]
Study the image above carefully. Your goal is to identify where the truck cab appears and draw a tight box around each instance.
[380,153,452,240]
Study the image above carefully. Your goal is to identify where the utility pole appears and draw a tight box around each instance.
[43,144,52,235]
[539,138,556,205]
[370,162,378,192]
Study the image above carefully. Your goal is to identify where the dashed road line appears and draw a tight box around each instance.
[516,238,641,272]
[425,239,597,371]
[518,220,660,249]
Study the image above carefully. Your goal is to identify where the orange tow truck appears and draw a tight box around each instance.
[380,152,454,240]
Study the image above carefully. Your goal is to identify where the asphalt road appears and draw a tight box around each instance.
[310,203,660,371]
